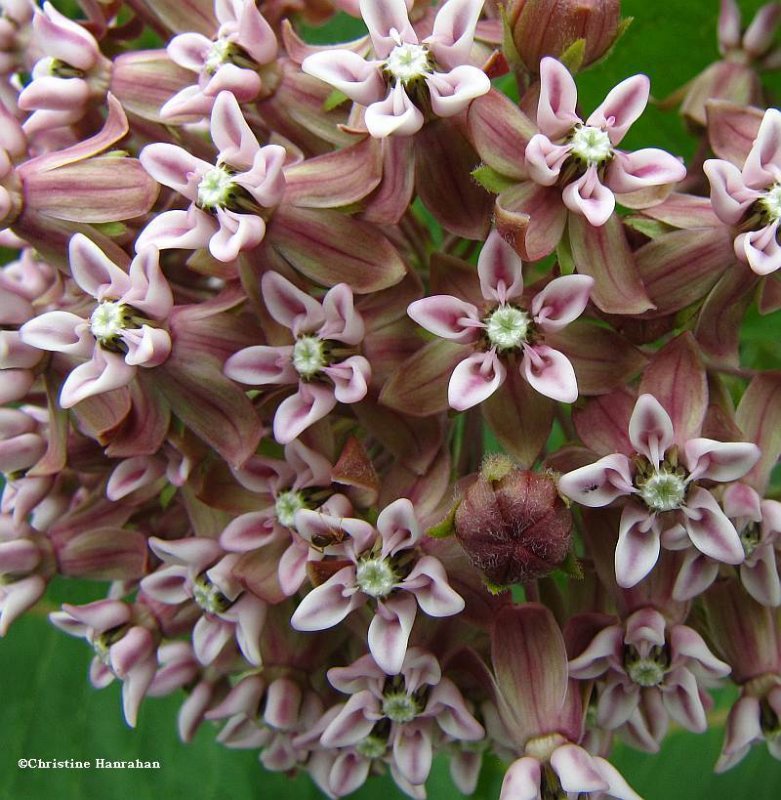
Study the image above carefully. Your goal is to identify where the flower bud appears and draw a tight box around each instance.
[508,0,622,72]
[454,457,573,586]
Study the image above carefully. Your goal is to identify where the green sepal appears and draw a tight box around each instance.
[484,577,510,596]
[556,232,575,276]
[91,221,128,237]
[472,164,516,195]
[160,483,177,510]
[555,550,584,580]
[426,501,460,539]
[622,216,675,239]
[559,39,586,74]
[324,88,349,112]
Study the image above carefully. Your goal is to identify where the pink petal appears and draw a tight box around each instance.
[368,593,417,675]
[219,510,277,552]
[377,497,421,555]
[537,57,579,140]
[122,325,172,368]
[628,393,675,467]
[260,271,325,335]
[448,350,507,411]
[138,143,206,202]
[615,503,661,588]
[324,356,371,404]
[531,274,593,333]
[106,456,166,501]
[477,228,524,303]
[289,567,360,631]
[597,679,639,729]
[192,615,233,665]
[737,221,781,276]
[20,311,92,356]
[139,565,191,604]
[427,0,483,67]
[124,248,173,320]
[562,165,616,227]
[568,625,624,678]
[522,344,578,403]
[301,50,385,106]
[321,692,379,747]
[587,74,650,146]
[236,0,278,63]
[59,350,135,408]
[235,144,287,208]
[702,158,758,225]
[499,757,542,800]
[210,91,260,169]
[210,208,266,261]
[741,549,781,606]
[425,677,484,740]
[683,487,745,564]
[591,758,643,800]
[35,3,98,71]
[273,383,337,444]
[672,549,720,601]
[525,134,572,186]
[426,66,491,118]
[203,63,262,103]
[402,555,464,617]
[361,0,417,58]
[742,107,781,188]
[18,75,90,112]
[684,438,761,482]
[320,283,364,344]
[364,83,424,138]
[166,32,211,71]
[330,752,371,796]
[224,345,296,386]
[392,720,433,786]
[550,744,608,793]
[0,575,46,636]
[661,667,707,732]
[557,453,635,507]
[134,208,216,252]
[669,625,731,677]
[608,148,686,194]
[407,295,482,343]
[69,233,132,300]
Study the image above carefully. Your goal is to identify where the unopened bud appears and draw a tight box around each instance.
[508,0,622,72]
[454,465,572,586]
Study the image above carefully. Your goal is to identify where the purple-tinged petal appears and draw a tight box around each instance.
[232,594,267,666]
[61,599,131,632]
[568,626,624,679]
[683,487,744,565]
[18,75,90,112]
[537,57,579,140]
[742,107,781,189]
[69,233,132,300]
[738,221,781,276]
[377,497,421,555]
[124,248,173,320]
[260,271,325,334]
[138,143,207,202]
[425,677,484,740]
[360,0,416,58]
[34,2,99,72]
[210,208,266,262]
[550,744,608,793]
[525,134,572,186]
[427,0,483,67]
[220,511,277,552]
[684,438,761,483]
[301,50,385,105]
[587,74,650,146]
[134,208,216,252]
[369,593,417,675]
[615,503,660,588]
[273,383,337,444]
[402,555,464,617]
[703,158,758,225]
[426,66,491,118]
[562,165,615,227]
[499,757,542,800]
[20,311,92,357]
[477,229,524,303]
[672,549,720,601]
[522,344,578,403]
[167,32,211,71]
[110,626,155,677]
[290,567,361,631]
[139,565,191,604]
[106,456,166,501]
[365,83,425,138]
[0,576,46,636]
[661,667,707,732]
[59,350,136,409]
[407,295,482,343]
[122,325,172,368]
[597,679,639,729]
[628,394,675,467]
[320,283,364,344]
[669,625,731,677]
[210,91,260,169]
[716,695,762,772]
[324,355,370,404]
[741,549,781,606]
[321,692,379,747]
[392,720,433,786]
[236,0,278,63]
[531,275,593,333]
[448,350,506,411]
[148,536,222,569]
[224,345,296,386]
[558,453,635,507]
[591,757,643,800]
[192,615,233,665]
[607,149,686,194]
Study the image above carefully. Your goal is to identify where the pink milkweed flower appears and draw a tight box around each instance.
[524,57,686,227]
[224,271,371,444]
[407,229,593,410]
[568,608,730,739]
[19,234,173,409]
[289,498,464,675]
[301,0,491,138]
[558,393,761,589]
[312,648,484,790]
[138,90,287,262]
[140,536,267,667]
[17,2,112,136]
[161,0,279,120]
[704,107,781,275]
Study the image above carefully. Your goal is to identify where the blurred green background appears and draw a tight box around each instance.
[3,0,781,798]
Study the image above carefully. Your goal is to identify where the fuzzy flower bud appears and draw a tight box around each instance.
[454,456,573,586]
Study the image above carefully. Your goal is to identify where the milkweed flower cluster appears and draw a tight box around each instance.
[1,0,781,798]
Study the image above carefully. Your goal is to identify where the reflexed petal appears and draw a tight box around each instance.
[702,158,758,225]
[325,355,371,403]
[607,148,686,194]
[477,229,524,303]
[166,32,211,71]
[562,165,616,227]
[661,667,707,732]
[427,66,491,118]
[669,625,731,677]
[69,233,132,300]
[20,311,91,356]
[568,626,624,679]
[219,510,277,552]
[210,91,261,169]
[525,134,572,186]
[106,456,166,501]
[597,679,639,729]
[591,757,643,800]
[125,247,173,319]
[260,271,325,334]
[550,744,607,793]
[448,350,506,411]
[615,503,660,588]
[557,453,635,507]
[302,50,385,105]
[138,143,207,201]
[737,221,781,276]
[531,275,593,333]
[320,283,364,344]
[365,83,425,138]
[235,144,287,208]
[402,556,464,617]
[587,74,650,145]
[672,549,720,601]
[522,344,578,403]
[122,325,172,368]
[59,350,135,408]
[742,107,781,188]
[628,393,675,467]
[377,497,420,554]
[236,0,278,63]
[192,615,233,665]
[407,295,482,343]
[427,0,483,66]
[741,549,781,606]
[368,593,417,675]
[273,383,337,444]
[392,720,433,786]
[134,208,216,252]
[537,57,579,140]
[223,345,296,386]
[425,677,484,740]
[290,567,361,631]
[499,757,541,800]
[322,696,378,747]
[684,438,761,482]
[210,208,266,262]
[330,752,371,797]
[683,487,744,564]
[360,0,416,57]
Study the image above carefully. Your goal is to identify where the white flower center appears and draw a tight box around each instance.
[485,305,530,350]
[275,490,306,528]
[356,735,387,758]
[90,301,127,342]
[638,470,686,512]
[385,42,431,84]
[570,125,613,164]
[355,557,397,598]
[292,336,326,378]
[524,733,567,761]
[204,38,232,74]
[761,183,781,221]
[197,166,235,210]
[627,658,666,687]
[192,573,233,614]
[382,690,419,723]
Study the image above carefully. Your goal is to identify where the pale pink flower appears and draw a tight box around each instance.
[138,90,286,262]
[558,393,761,588]
[19,234,173,408]
[289,498,464,674]
[525,57,686,226]
[224,271,370,444]
[717,680,781,771]
[407,229,593,410]
[302,0,490,138]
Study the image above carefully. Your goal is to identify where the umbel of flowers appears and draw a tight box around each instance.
[2,0,781,799]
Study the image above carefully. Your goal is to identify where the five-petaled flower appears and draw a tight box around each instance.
[407,228,593,410]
